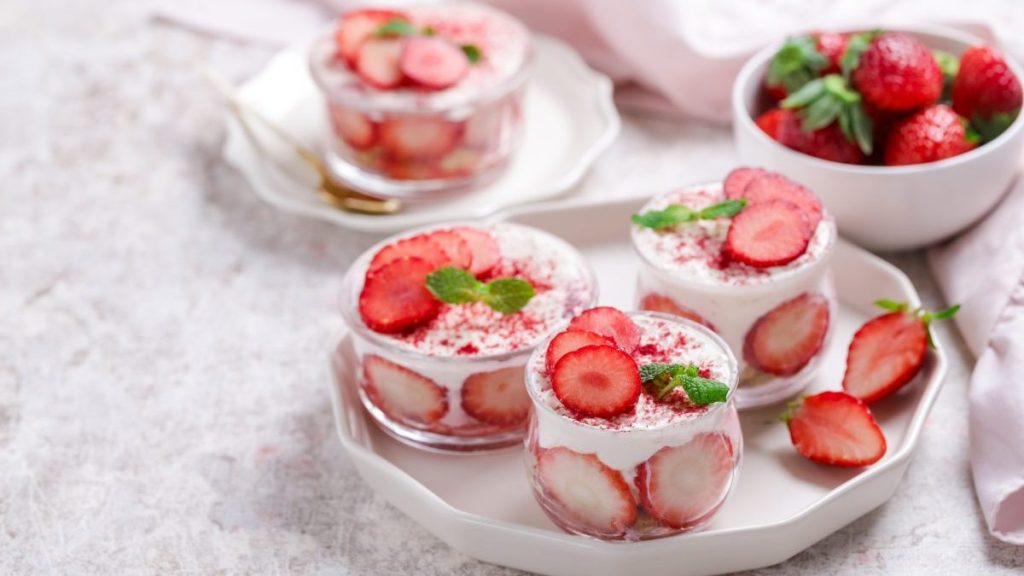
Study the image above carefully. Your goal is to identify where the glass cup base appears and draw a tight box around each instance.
[325,152,509,201]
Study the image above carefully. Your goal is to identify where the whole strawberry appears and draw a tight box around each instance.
[814,32,848,75]
[884,105,977,166]
[773,107,866,164]
[852,32,942,112]
[953,45,1023,141]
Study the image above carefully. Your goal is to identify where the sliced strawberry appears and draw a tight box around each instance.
[379,117,461,160]
[785,391,886,467]
[724,200,812,268]
[638,293,717,332]
[463,105,506,150]
[636,433,734,529]
[566,307,642,353]
[425,229,472,270]
[400,36,470,90]
[356,37,405,89]
[723,167,766,200]
[460,366,530,426]
[328,105,376,150]
[551,345,640,418]
[334,9,408,67]
[363,354,448,424]
[842,311,927,404]
[358,257,441,333]
[438,148,484,178]
[738,173,823,233]
[545,330,616,373]
[381,158,443,181]
[367,234,451,275]
[743,293,829,375]
[536,447,637,536]
[450,227,501,277]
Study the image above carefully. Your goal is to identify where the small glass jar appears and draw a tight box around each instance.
[339,223,597,452]
[525,311,742,541]
[309,3,531,199]
[631,183,837,409]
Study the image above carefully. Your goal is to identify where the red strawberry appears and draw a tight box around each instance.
[358,257,441,333]
[368,234,451,275]
[883,105,977,166]
[400,36,470,90]
[842,311,927,404]
[730,171,823,233]
[551,345,641,418]
[953,45,1023,140]
[425,229,472,270]
[638,293,716,332]
[723,167,767,199]
[329,105,376,150]
[536,447,637,536]
[773,108,867,164]
[355,37,405,89]
[379,117,461,160]
[461,366,530,426]
[814,32,847,75]
[743,293,830,375]
[784,391,886,467]
[754,108,788,139]
[450,227,500,277]
[334,9,408,67]
[566,307,642,353]
[764,84,789,103]
[852,32,942,112]
[724,200,812,268]
[363,355,448,424]
[545,330,616,373]
[636,433,734,529]
[381,158,443,181]
[438,148,484,178]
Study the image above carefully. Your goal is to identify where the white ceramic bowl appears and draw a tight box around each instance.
[733,25,1024,252]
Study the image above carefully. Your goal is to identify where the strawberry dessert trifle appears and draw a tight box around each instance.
[631,168,837,409]
[525,307,742,540]
[309,4,531,198]
[339,223,596,451]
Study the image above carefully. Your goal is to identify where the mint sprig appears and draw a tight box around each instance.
[765,35,829,95]
[461,44,483,64]
[639,363,729,406]
[874,299,960,349]
[632,199,746,230]
[426,267,534,314]
[375,18,418,37]
[781,73,873,154]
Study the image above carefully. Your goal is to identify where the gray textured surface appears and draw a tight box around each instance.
[3,1,1024,574]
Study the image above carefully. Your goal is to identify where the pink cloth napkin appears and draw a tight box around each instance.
[158,0,1024,544]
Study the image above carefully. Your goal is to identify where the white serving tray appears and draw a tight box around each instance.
[328,196,947,576]
[222,35,619,233]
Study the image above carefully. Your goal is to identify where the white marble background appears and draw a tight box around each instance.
[2,0,1024,574]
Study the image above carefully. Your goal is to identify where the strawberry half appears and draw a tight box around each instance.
[425,229,473,270]
[358,257,441,333]
[545,330,616,373]
[536,447,637,536]
[450,227,501,277]
[400,36,470,90]
[733,172,823,233]
[334,9,408,67]
[368,234,451,275]
[566,307,642,353]
[329,105,376,150]
[784,391,886,467]
[356,37,405,89]
[743,293,830,376]
[379,117,461,160]
[724,200,812,268]
[551,345,641,418]
[461,366,530,426]
[363,354,448,424]
[842,311,927,404]
[638,293,716,332]
[636,433,734,529]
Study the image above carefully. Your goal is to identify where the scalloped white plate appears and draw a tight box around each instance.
[222,35,619,234]
[327,196,947,576]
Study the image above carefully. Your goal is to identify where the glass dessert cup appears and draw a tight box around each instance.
[632,183,838,410]
[524,312,743,541]
[338,223,597,452]
[308,4,532,200]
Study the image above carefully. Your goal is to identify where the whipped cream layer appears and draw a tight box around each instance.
[311,3,530,111]
[631,183,834,287]
[528,313,737,471]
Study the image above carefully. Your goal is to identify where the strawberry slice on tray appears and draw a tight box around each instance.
[743,293,830,376]
[363,355,448,425]
[536,447,637,537]
[461,366,530,426]
[637,433,734,529]
[783,391,886,467]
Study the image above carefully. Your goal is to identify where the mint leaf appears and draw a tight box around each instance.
[639,363,729,406]
[871,300,960,349]
[422,25,437,36]
[461,44,483,63]
[375,18,417,37]
[973,111,1018,143]
[640,363,675,384]
[680,374,730,406]
[632,200,745,230]
[425,267,534,314]
[698,199,747,219]
[927,304,961,321]
[766,35,829,94]
[781,77,826,109]
[841,31,879,79]
[874,299,909,312]
[849,102,874,155]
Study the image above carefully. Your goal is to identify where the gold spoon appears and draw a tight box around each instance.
[202,67,401,215]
